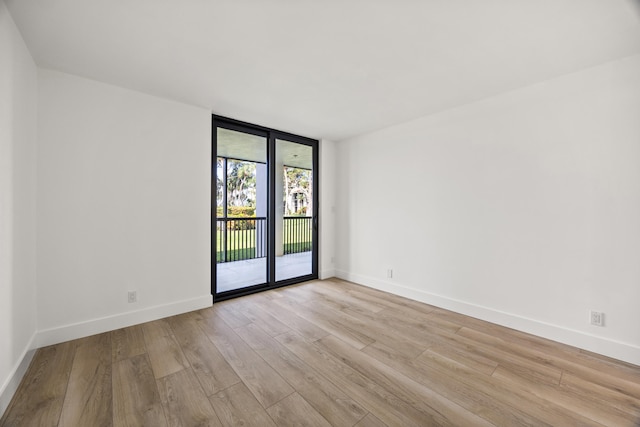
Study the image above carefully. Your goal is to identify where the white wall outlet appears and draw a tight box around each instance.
[387,269,393,278]
[128,290,137,303]
[589,310,604,326]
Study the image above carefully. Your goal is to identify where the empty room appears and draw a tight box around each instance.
[2,0,640,426]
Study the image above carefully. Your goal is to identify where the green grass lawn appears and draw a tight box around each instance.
[216,229,257,262]
[216,222,312,262]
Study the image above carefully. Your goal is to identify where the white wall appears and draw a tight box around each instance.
[336,54,640,365]
[0,1,38,415]
[319,139,337,279]
[36,69,212,346]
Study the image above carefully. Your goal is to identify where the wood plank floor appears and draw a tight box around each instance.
[2,279,640,426]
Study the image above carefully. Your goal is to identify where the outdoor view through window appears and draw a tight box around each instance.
[216,127,314,294]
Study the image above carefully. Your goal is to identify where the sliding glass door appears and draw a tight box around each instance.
[213,116,318,300]
[275,138,315,281]
[215,126,268,292]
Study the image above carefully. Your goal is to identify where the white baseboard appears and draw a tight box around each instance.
[335,269,640,366]
[1,295,212,419]
[0,332,37,418]
[319,269,336,280]
[36,295,213,348]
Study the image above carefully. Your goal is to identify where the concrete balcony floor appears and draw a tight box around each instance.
[215,252,312,293]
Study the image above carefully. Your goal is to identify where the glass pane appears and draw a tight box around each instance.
[275,139,313,281]
[216,128,268,292]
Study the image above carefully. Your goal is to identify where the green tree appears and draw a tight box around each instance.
[227,160,256,208]
[284,167,312,216]
[216,158,224,207]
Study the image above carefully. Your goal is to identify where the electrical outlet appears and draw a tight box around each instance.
[128,291,137,303]
[590,310,604,326]
[387,269,393,278]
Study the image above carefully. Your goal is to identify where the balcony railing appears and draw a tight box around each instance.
[283,216,313,255]
[216,216,312,263]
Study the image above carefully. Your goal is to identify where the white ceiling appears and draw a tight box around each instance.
[217,128,267,164]
[217,127,313,169]
[6,0,640,141]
